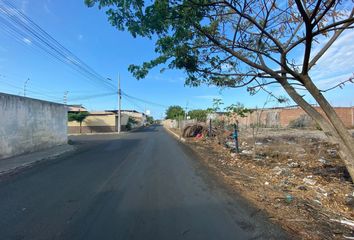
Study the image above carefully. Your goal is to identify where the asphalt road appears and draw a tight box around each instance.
[0,125,289,240]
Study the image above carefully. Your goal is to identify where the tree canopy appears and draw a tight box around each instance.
[224,103,252,118]
[165,105,185,119]
[188,109,208,122]
[86,0,354,179]
[147,115,154,124]
[85,0,353,91]
[68,112,89,123]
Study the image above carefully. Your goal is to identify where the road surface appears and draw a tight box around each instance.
[0,125,289,240]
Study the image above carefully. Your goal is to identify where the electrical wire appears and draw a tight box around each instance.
[0,2,171,110]
[0,78,62,100]
[0,0,116,92]
[68,92,116,102]
[122,91,169,108]
[121,95,145,112]
[0,73,116,95]
[0,77,117,104]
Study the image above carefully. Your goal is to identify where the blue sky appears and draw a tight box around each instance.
[0,0,353,119]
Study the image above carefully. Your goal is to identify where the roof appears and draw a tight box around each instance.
[68,105,87,112]
[89,111,116,115]
[105,109,146,116]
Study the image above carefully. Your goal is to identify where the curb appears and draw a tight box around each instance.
[68,132,125,136]
[164,127,186,142]
[0,145,75,177]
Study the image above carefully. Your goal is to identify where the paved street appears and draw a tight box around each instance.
[0,125,288,240]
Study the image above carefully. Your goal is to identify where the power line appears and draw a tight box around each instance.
[0,0,116,92]
[67,92,116,102]
[0,2,172,110]
[0,77,116,103]
[121,95,145,112]
[122,91,169,108]
[1,72,113,94]
[0,74,116,99]
[0,78,62,100]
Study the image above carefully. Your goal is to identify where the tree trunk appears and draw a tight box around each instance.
[80,121,82,134]
[302,76,354,179]
[303,76,354,148]
[280,79,354,181]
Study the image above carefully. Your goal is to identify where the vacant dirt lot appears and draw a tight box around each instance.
[175,127,354,239]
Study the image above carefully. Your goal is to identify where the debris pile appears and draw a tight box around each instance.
[187,128,354,239]
[182,123,208,138]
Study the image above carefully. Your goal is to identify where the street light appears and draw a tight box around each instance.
[107,76,121,133]
[24,78,30,97]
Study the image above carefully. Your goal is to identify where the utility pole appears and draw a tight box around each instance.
[184,101,189,120]
[23,78,29,97]
[118,74,121,134]
[63,91,69,105]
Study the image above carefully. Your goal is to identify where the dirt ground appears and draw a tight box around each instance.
[172,127,354,239]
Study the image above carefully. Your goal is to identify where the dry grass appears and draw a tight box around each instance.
[186,128,354,239]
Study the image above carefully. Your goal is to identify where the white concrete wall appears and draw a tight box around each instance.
[0,93,67,159]
[122,111,147,127]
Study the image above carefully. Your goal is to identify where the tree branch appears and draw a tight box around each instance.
[312,0,336,26]
[309,9,354,69]
[286,17,354,53]
[194,24,276,76]
[320,74,354,92]
[223,0,284,52]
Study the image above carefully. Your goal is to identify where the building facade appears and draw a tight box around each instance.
[67,107,146,134]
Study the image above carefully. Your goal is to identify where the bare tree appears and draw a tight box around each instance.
[88,0,354,179]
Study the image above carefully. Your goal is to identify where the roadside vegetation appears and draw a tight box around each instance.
[126,116,139,131]
[86,0,354,238]
[68,111,89,133]
[165,105,185,120]
[163,101,354,238]
[87,0,354,181]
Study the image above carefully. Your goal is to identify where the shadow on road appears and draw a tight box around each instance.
[0,124,291,240]
[54,199,289,240]
[69,125,160,144]
[133,125,159,133]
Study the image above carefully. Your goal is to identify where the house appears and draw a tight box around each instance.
[105,110,147,127]
[67,104,87,112]
[67,107,146,134]
[122,110,147,127]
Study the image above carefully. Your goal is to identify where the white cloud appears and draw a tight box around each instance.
[20,0,28,13]
[220,63,233,71]
[193,95,221,100]
[42,0,52,14]
[43,4,51,14]
[149,74,185,84]
[22,37,31,45]
[310,30,354,90]
[315,73,353,89]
